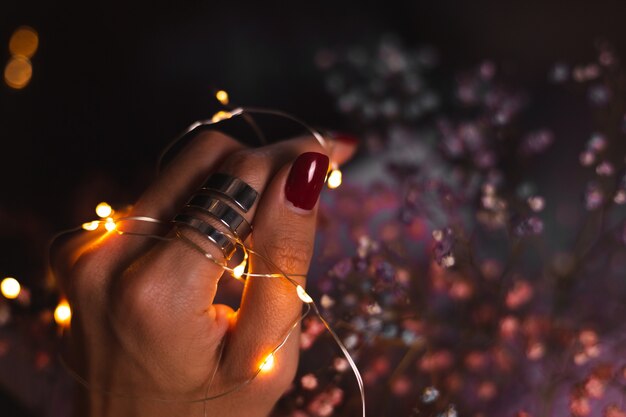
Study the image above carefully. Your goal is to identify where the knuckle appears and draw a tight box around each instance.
[264,234,313,273]
[113,266,161,322]
[220,148,272,186]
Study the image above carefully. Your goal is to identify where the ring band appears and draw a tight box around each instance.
[186,195,252,239]
[201,173,258,213]
[173,214,236,258]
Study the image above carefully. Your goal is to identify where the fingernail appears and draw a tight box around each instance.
[329,132,359,145]
[285,152,329,210]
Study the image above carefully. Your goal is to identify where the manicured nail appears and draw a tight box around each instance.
[285,152,329,210]
[329,132,359,145]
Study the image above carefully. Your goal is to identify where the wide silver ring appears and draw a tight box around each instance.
[173,214,236,258]
[201,173,258,213]
[186,195,252,239]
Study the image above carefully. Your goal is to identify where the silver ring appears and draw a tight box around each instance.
[186,195,252,239]
[173,214,236,258]
[201,173,258,213]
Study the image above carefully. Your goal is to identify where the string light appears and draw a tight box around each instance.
[327,169,343,189]
[82,221,100,231]
[296,285,313,303]
[232,260,247,280]
[95,202,113,218]
[54,299,72,326]
[104,217,116,232]
[259,353,275,373]
[211,110,233,123]
[50,108,364,417]
[1,277,21,299]
[215,90,229,105]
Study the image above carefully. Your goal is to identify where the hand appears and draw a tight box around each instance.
[53,130,356,417]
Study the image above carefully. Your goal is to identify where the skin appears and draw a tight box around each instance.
[52,131,356,417]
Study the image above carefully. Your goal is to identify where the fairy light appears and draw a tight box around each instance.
[211,110,233,123]
[50,108,366,417]
[1,277,21,299]
[82,221,100,231]
[104,217,116,232]
[259,352,275,373]
[232,260,246,279]
[95,202,113,218]
[215,90,229,105]
[54,299,72,326]
[327,169,342,189]
[296,285,313,303]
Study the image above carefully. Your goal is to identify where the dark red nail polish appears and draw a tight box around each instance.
[330,132,359,145]
[285,152,329,210]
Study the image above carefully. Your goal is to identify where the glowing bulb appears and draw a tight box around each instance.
[296,285,313,303]
[104,217,116,232]
[215,90,229,105]
[211,110,232,123]
[1,277,21,299]
[9,26,39,58]
[4,56,32,89]
[82,221,99,231]
[95,202,113,218]
[259,353,275,373]
[54,299,72,326]
[233,260,246,280]
[327,169,342,189]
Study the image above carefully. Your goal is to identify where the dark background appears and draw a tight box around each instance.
[2,0,626,415]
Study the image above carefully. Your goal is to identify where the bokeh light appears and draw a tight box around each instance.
[0,277,21,299]
[95,202,113,218]
[54,300,72,326]
[215,89,229,105]
[259,353,275,373]
[327,169,342,189]
[104,217,116,232]
[82,221,100,231]
[4,56,32,89]
[9,26,39,58]
[233,260,246,279]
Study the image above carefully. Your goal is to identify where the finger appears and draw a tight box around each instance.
[67,130,244,274]
[226,152,330,383]
[146,135,355,309]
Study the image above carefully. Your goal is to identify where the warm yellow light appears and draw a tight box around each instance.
[9,26,39,58]
[95,202,113,218]
[233,260,246,280]
[327,169,342,189]
[296,285,313,303]
[1,277,21,299]
[215,90,229,105]
[211,110,232,123]
[82,221,100,231]
[259,353,275,373]
[54,300,72,326]
[4,56,32,89]
[104,217,116,232]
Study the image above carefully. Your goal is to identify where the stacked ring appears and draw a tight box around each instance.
[186,195,252,239]
[173,173,259,259]
[201,173,259,213]
[173,214,236,258]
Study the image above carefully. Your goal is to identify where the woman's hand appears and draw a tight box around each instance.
[53,130,356,417]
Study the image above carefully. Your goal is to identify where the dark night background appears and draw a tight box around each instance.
[2,1,626,415]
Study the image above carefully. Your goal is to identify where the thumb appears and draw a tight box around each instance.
[225,152,329,386]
